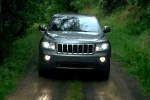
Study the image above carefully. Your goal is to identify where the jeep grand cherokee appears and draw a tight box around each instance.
[38,14,111,80]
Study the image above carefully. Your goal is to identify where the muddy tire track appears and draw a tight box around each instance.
[6,55,148,100]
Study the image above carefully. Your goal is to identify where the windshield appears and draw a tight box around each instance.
[48,16,101,32]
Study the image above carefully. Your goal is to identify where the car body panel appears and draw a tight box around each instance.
[38,13,111,79]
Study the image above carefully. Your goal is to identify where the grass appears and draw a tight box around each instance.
[64,80,83,100]
[0,24,42,100]
[99,9,150,96]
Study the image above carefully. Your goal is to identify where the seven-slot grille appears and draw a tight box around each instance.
[57,44,95,54]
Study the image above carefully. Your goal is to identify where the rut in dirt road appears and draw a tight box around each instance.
[5,56,68,100]
[6,55,148,100]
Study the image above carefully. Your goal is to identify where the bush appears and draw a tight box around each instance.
[127,0,150,7]
[99,0,127,14]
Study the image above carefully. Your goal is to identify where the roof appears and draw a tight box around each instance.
[53,13,95,17]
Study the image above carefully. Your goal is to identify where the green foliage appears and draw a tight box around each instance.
[100,10,150,96]
[0,26,42,100]
[140,3,150,29]
[65,81,82,100]
[99,0,150,15]
[70,0,97,12]
[126,19,143,36]
[49,0,98,14]
[0,0,50,64]
[127,0,150,6]
[78,0,150,97]
[99,0,127,14]
[146,3,150,23]
[2,0,50,36]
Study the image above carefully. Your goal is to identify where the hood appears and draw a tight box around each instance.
[45,31,103,42]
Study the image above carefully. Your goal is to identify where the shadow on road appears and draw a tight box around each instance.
[41,69,107,82]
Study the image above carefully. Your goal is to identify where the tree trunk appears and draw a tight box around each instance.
[67,0,70,12]
[13,23,26,38]
[0,0,2,35]
[0,0,3,64]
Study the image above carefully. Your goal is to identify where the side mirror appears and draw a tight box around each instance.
[38,24,47,31]
[103,26,111,33]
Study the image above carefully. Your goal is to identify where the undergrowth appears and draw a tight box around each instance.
[0,24,42,100]
[80,3,150,97]
[100,6,150,97]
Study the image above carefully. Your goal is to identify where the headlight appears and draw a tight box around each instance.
[42,42,55,49]
[96,43,109,51]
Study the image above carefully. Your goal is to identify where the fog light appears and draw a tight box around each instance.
[45,55,51,61]
[100,57,106,62]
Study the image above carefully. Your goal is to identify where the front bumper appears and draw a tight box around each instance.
[39,49,111,71]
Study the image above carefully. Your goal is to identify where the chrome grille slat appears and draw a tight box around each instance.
[77,44,79,54]
[72,46,74,53]
[57,44,95,54]
[82,45,84,54]
[67,44,68,54]
[87,45,89,54]
[61,44,63,53]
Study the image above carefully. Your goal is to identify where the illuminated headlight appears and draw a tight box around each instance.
[42,42,55,49]
[96,43,109,51]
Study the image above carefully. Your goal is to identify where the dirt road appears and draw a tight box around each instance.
[5,55,148,100]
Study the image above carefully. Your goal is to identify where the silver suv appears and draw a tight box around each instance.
[38,14,111,80]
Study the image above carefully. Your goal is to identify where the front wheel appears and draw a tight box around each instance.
[38,58,45,77]
[96,60,110,81]
[102,66,110,80]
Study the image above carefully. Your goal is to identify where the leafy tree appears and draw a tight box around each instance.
[0,0,50,64]
[127,0,150,7]
[49,0,95,14]
[99,0,127,14]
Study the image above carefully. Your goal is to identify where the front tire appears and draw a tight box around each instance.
[38,58,45,77]
[96,60,110,81]
[102,65,110,80]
